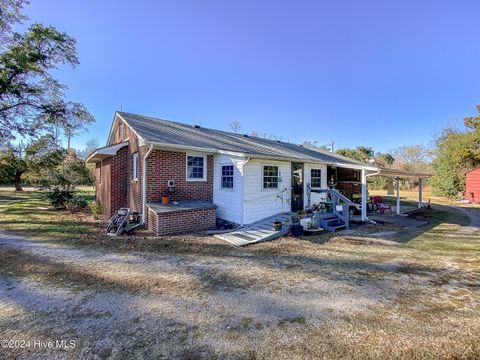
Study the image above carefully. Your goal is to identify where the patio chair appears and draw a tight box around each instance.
[372,196,393,214]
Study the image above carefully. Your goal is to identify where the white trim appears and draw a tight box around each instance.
[261,164,280,191]
[219,163,235,191]
[142,145,154,223]
[85,141,129,163]
[186,153,207,182]
[240,157,251,225]
[310,168,322,189]
[108,113,146,146]
[132,152,139,180]
[148,141,216,154]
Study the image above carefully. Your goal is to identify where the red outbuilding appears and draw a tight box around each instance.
[465,167,480,203]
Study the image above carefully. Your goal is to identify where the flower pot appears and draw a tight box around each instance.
[161,196,169,205]
[273,221,282,231]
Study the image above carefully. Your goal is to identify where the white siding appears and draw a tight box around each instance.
[243,159,292,224]
[304,163,328,208]
[213,154,245,224]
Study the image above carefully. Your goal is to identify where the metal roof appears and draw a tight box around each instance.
[114,111,374,169]
[377,167,432,178]
[85,141,128,163]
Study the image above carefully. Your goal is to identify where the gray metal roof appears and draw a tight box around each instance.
[115,111,372,168]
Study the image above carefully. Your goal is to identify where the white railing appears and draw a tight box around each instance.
[315,188,352,229]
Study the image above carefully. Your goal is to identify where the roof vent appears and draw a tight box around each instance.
[299,144,303,147]
[193,124,201,129]
[276,140,281,143]
[243,134,249,137]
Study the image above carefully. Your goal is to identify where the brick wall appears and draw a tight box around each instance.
[146,150,213,203]
[110,146,128,213]
[147,207,216,236]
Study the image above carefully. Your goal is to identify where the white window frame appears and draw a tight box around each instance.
[186,153,207,181]
[310,168,322,189]
[220,163,235,190]
[262,165,279,190]
[132,152,139,180]
[99,160,103,186]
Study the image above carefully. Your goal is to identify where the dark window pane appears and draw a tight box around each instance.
[263,166,279,189]
[311,169,322,188]
[221,165,234,188]
[187,156,205,179]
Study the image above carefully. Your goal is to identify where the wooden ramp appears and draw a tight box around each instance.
[215,213,292,246]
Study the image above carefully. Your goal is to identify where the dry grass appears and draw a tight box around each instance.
[0,190,480,359]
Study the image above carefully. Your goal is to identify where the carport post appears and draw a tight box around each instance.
[418,178,423,208]
[396,177,400,215]
[361,169,367,221]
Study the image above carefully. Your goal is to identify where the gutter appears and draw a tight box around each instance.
[142,145,154,224]
[361,169,381,222]
[240,157,251,225]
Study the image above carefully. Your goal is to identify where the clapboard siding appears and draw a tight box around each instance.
[466,167,480,202]
[213,154,245,224]
[243,159,292,224]
[303,163,328,208]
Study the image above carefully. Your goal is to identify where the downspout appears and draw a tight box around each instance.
[362,169,381,222]
[240,157,251,226]
[142,145,154,224]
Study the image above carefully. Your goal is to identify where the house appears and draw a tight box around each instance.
[86,111,380,236]
[465,167,480,202]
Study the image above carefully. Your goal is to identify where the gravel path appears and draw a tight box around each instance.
[1,206,477,359]
[0,230,384,359]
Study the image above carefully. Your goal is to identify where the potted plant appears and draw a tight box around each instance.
[161,194,169,205]
[273,221,282,231]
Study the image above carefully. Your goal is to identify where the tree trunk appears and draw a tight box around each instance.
[387,177,394,195]
[14,170,23,191]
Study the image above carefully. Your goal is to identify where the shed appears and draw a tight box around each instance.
[465,167,480,202]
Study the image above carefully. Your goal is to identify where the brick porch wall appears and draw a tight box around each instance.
[147,207,216,236]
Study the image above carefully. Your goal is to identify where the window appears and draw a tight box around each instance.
[187,155,206,180]
[311,169,322,188]
[221,165,234,189]
[263,165,279,189]
[132,152,139,180]
[99,161,102,185]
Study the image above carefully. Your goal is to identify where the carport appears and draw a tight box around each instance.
[360,167,432,221]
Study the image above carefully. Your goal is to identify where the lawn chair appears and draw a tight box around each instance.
[372,196,393,214]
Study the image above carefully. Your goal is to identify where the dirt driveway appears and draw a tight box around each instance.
[1,207,480,359]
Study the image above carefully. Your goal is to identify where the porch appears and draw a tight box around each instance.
[147,200,217,236]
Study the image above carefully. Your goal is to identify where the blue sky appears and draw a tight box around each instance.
[24,0,480,152]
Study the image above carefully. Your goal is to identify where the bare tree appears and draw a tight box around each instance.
[229,121,241,133]
[391,145,430,170]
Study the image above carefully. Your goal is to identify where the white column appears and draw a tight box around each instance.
[361,168,367,221]
[418,178,423,208]
[396,177,400,215]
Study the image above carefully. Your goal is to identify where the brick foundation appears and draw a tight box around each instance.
[147,206,216,236]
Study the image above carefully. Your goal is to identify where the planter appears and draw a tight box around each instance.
[273,221,283,231]
[161,196,169,205]
[291,224,304,237]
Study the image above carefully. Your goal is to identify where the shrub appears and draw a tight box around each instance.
[89,201,103,219]
[38,173,75,208]
[44,188,74,208]
[66,195,88,212]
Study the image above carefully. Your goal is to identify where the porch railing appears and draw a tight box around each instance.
[315,188,352,229]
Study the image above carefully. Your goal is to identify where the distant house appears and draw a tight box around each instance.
[466,167,480,202]
[86,112,378,236]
